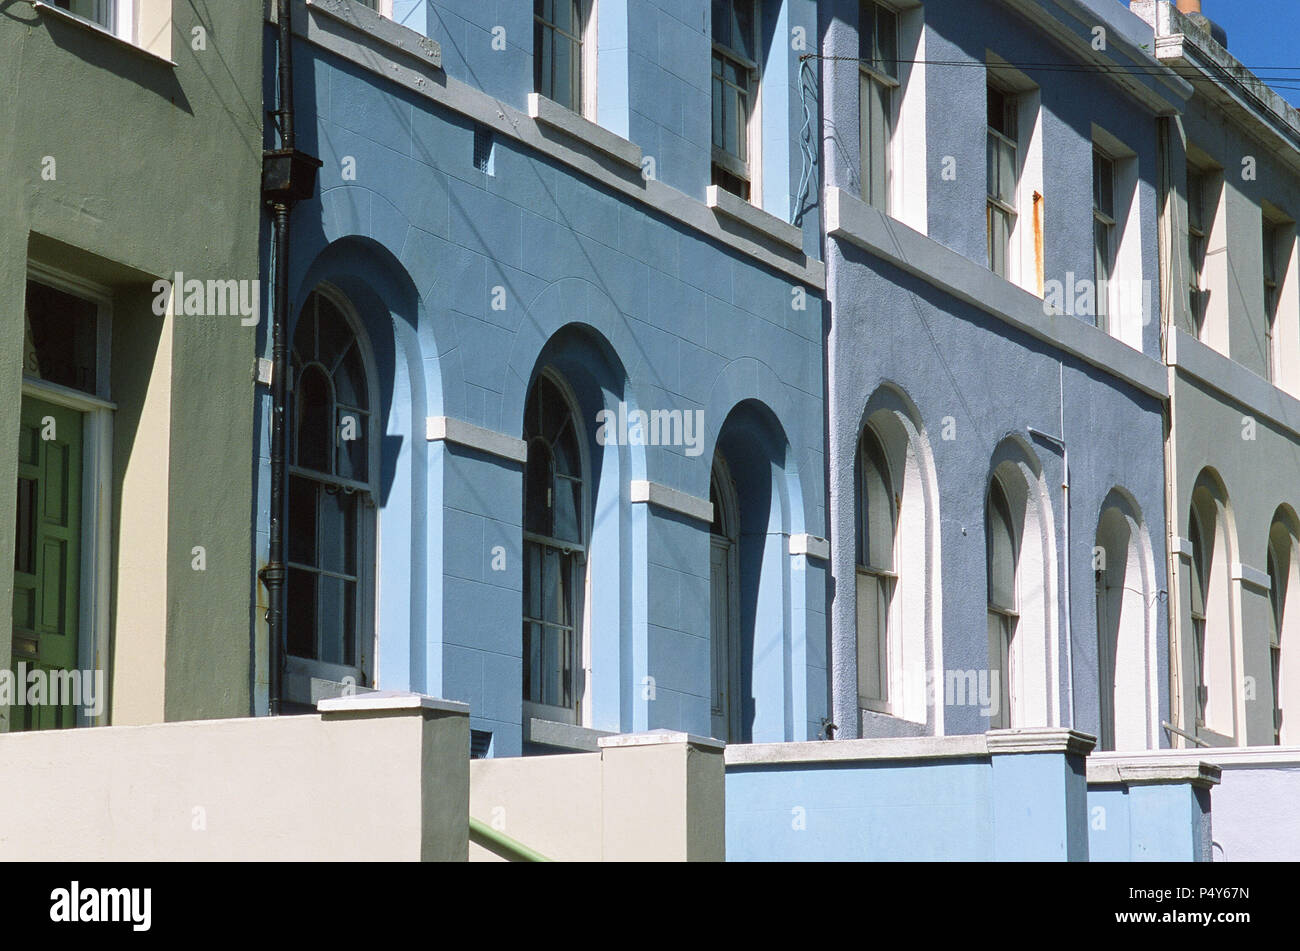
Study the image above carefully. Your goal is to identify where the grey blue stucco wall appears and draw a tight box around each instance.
[821,0,1171,741]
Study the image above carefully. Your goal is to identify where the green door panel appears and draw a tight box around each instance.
[12,396,83,730]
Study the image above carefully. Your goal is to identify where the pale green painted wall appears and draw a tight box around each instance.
[0,3,263,724]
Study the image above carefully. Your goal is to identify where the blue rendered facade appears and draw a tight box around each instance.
[256,0,828,756]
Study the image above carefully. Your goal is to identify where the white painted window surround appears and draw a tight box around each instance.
[1092,124,1144,350]
[986,54,1043,298]
[860,0,926,234]
[21,264,116,729]
[855,395,939,730]
[38,1,179,60]
[1188,481,1237,742]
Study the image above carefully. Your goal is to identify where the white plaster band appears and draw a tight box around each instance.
[629,480,713,524]
[788,533,830,560]
[426,416,528,464]
[1232,562,1271,590]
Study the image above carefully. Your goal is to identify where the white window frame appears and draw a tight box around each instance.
[711,0,763,207]
[1092,146,1116,334]
[533,0,598,121]
[986,81,1019,282]
[521,370,592,728]
[20,263,116,728]
[1187,165,1209,336]
[859,0,900,214]
[856,424,896,715]
[283,284,381,706]
[46,0,135,43]
[1264,218,1282,383]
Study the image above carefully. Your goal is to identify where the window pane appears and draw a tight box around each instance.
[23,281,98,395]
[712,0,729,46]
[287,568,318,659]
[534,21,550,97]
[555,473,581,544]
[317,575,355,666]
[859,430,895,571]
[524,620,542,702]
[1094,218,1112,329]
[1188,512,1206,616]
[856,571,885,701]
[988,85,1014,138]
[876,4,898,78]
[288,476,318,565]
[524,440,553,536]
[997,139,1016,205]
[988,206,1010,278]
[296,365,333,473]
[524,542,543,619]
[316,297,352,368]
[861,73,891,210]
[335,344,368,410]
[712,73,725,149]
[317,487,358,576]
[336,408,368,481]
[1094,153,1114,218]
[731,0,755,61]
[553,31,575,110]
[987,482,1016,610]
[1187,170,1203,232]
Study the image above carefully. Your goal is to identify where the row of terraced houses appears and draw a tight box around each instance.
[2,0,1299,861]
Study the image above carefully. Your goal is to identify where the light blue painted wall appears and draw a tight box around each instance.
[1088,782,1212,862]
[727,758,995,861]
[726,748,1089,861]
[257,2,828,754]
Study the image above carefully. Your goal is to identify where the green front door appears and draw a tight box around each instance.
[12,396,83,730]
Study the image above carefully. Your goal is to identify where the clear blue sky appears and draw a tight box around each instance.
[1118,1,1300,107]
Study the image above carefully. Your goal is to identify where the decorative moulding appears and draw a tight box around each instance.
[426,416,528,464]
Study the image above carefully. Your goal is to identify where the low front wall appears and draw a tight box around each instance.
[1086,753,1218,862]
[724,730,1094,861]
[1128,747,1300,861]
[469,731,725,861]
[0,693,469,861]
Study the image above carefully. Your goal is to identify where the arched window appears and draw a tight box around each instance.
[856,426,896,711]
[1266,514,1300,745]
[709,457,741,742]
[1186,476,1242,740]
[986,477,1017,729]
[286,289,376,701]
[522,373,586,724]
[1187,505,1208,728]
[1268,536,1284,744]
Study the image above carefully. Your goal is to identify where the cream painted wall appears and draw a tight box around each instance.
[469,734,725,862]
[0,704,468,860]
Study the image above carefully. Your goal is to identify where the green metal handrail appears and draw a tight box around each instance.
[469,816,553,862]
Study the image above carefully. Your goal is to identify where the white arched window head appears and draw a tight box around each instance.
[285,287,379,705]
[854,392,940,731]
[1094,499,1156,751]
[522,371,588,726]
[986,477,1018,730]
[856,425,897,714]
[1188,480,1235,739]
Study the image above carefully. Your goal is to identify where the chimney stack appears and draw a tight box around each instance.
[1176,1,1228,48]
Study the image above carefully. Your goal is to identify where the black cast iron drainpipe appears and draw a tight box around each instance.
[260,0,322,715]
